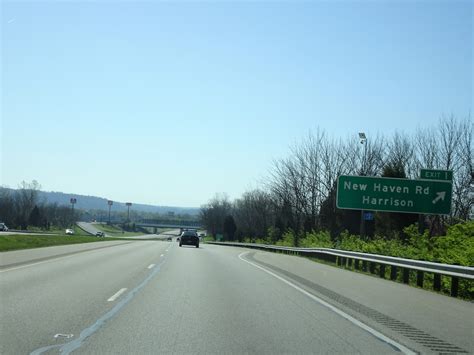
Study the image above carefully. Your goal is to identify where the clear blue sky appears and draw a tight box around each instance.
[1,0,472,207]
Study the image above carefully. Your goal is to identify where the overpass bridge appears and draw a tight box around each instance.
[135,219,202,230]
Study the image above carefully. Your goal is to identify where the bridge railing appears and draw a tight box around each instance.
[207,241,474,298]
[136,219,201,227]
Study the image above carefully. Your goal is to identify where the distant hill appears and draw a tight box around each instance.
[1,188,200,216]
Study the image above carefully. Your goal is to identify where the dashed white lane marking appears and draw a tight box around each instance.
[147,264,155,269]
[238,252,416,355]
[107,288,127,302]
[160,254,164,257]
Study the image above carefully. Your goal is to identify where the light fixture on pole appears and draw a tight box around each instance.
[358,132,367,175]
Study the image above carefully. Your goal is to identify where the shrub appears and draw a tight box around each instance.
[299,230,333,248]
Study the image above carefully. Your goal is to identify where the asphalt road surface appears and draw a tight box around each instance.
[76,222,104,236]
[1,237,472,355]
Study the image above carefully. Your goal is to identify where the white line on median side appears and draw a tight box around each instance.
[107,288,127,302]
[147,264,155,269]
[238,252,416,355]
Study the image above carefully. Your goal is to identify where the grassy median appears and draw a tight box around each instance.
[0,234,126,252]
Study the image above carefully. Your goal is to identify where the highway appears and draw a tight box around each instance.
[0,234,472,354]
[76,222,105,236]
[76,222,173,240]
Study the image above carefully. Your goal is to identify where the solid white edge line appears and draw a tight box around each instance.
[238,251,416,355]
[107,288,127,302]
[147,264,155,269]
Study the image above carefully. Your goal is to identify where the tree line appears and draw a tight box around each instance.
[0,182,199,231]
[0,181,76,229]
[200,115,473,244]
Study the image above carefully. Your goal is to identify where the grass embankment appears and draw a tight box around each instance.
[10,225,91,236]
[0,234,126,252]
[92,223,145,237]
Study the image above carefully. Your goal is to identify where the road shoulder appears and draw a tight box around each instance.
[0,241,135,270]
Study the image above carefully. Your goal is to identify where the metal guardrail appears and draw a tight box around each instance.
[208,242,474,297]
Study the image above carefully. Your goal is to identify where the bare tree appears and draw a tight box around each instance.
[15,180,41,229]
[414,126,439,170]
[199,193,232,238]
[451,115,473,220]
[386,132,415,178]
[344,133,386,176]
[233,189,274,240]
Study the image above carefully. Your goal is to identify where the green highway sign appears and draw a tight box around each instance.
[420,169,453,181]
[337,175,452,215]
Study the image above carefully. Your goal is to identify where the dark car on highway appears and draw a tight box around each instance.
[95,232,105,237]
[179,231,199,248]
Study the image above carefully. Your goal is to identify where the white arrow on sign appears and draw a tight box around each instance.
[432,191,446,204]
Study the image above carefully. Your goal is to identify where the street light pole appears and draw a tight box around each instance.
[358,133,367,237]
[107,200,113,224]
[70,198,77,227]
[126,202,132,222]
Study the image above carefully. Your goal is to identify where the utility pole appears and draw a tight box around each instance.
[359,132,367,238]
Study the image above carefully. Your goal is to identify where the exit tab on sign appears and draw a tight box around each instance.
[336,175,452,215]
[420,169,453,181]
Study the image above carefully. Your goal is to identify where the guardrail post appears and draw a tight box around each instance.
[369,262,375,274]
[348,258,353,269]
[362,261,367,272]
[451,277,459,297]
[379,264,386,279]
[390,266,397,280]
[416,271,424,288]
[433,274,441,291]
[403,268,410,284]
[354,259,359,270]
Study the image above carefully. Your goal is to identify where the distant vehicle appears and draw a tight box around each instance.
[167,236,172,241]
[199,232,206,237]
[179,231,199,248]
[65,229,74,235]
[180,228,197,233]
[0,223,9,232]
[95,232,105,237]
